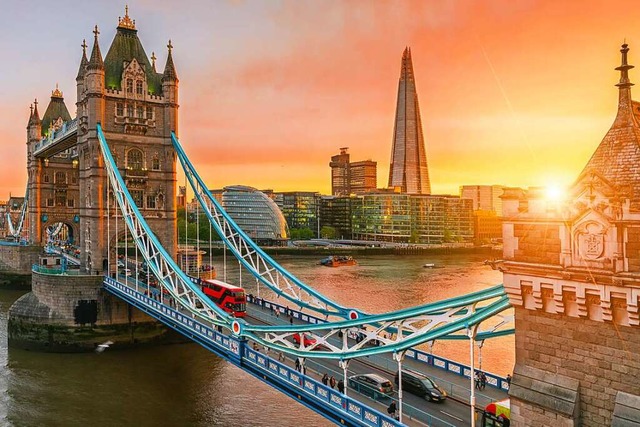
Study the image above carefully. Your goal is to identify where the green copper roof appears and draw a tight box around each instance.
[40,95,71,137]
[104,27,163,95]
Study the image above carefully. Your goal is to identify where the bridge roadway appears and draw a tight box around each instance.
[246,304,509,427]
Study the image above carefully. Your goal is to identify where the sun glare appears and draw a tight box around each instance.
[545,185,566,202]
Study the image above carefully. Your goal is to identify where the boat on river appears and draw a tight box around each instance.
[423,263,444,268]
[319,255,357,267]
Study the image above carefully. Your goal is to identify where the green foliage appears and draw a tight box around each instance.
[320,226,337,239]
[289,227,315,240]
[177,208,221,244]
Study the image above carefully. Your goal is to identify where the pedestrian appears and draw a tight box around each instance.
[275,308,280,318]
[506,373,512,386]
[286,306,290,316]
[387,401,397,418]
[322,373,329,386]
[480,372,487,390]
[475,372,481,389]
[290,317,293,325]
[253,342,259,352]
[338,379,345,394]
[329,376,336,389]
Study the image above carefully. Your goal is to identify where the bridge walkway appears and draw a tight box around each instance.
[246,304,509,424]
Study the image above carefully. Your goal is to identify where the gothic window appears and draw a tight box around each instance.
[116,103,124,116]
[127,149,143,170]
[68,199,75,208]
[136,80,143,95]
[56,193,66,206]
[146,106,154,120]
[136,106,144,119]
[131,190,144,208]
[146,195,156,209]
[55,172,66,184]
[43,174,50,183]
[127,104,133,117]
[152,155,160,171]
[47,198,54,207]
[126,78,134,93]
[71,174,77,184]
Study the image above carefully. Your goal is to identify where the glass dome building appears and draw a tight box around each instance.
[221,186,289,246]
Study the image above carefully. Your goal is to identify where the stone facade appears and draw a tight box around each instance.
[0,244,41,275]
[8,271,174,351]
[500,44,640,426]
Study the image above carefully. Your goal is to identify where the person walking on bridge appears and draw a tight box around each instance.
[337,379,344,394]
[329,376,336,389]
[322,373,329,386]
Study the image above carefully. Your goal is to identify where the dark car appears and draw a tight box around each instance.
[394,369,447,402]
[348,373,394,399]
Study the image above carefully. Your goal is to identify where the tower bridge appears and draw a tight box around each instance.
[1,7,639,426]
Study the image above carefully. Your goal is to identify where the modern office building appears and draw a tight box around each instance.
[349,160,377,194]
[210,185,289,245]
[388,47,431,194]
[274,192,320,236]
[460,185,505,214]
[350,192,473,244]
[460,185,505,243]
[319,195,353,240]
[329,148,377,196]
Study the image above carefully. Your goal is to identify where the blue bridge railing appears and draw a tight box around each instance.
[246,295,511,393]
[104,276,402,427]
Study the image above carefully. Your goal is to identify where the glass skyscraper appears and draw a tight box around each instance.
[388,47,431,194]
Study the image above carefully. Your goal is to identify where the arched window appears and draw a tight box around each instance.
[136,80,143,95]
[152,155,160,170]
[126,79,134,93]
[55,171,66,184]
[127,149,143,170]
[43,174,50,183]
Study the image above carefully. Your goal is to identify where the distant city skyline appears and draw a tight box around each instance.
[1,1,638,198]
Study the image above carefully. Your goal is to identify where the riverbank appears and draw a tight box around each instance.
[205,245,501,257]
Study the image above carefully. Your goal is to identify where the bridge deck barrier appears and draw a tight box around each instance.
[104,277,403,427]
[246,295,510,406]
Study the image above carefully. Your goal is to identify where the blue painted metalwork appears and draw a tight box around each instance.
[104,277,402,427]
[172,132,362,320]
[6,186,28,240]
[33,118,78,156]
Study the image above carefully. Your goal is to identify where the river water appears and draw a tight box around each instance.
[0,253,512,426]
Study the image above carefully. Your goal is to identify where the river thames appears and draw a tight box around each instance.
[0,253,511,426]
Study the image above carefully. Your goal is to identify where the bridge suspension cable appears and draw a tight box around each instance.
[171,132,364,320]
[6,186,29,240]
[97,124,231,327]
[99,126,513,361]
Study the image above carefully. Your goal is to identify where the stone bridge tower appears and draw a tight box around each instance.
[500,44,640,426]
[77,9,178,273]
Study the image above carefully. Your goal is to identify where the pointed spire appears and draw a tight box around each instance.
[400,46,415,81]
[33,99,40,122]
[151,51,157,72]
[51,83,63,99]
[76,39,89,80]
[162,40,178,82]
[27,104,33,127]
[118,5,136,30]
[87,25,104,70]
[613,42,637,128]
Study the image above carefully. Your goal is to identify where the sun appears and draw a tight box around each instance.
[545,184,566,202]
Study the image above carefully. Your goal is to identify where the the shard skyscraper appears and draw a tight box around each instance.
[388,47,431,194]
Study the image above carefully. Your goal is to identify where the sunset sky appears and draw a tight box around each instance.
[0,1,636,198]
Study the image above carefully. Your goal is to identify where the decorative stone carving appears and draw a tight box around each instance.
[575,221,606,261]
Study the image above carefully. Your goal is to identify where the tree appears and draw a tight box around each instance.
[320,226,337,239]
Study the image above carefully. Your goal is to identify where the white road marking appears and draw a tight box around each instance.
[440,410,464,422]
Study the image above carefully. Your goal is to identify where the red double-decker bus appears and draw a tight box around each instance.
[201,279,247,317]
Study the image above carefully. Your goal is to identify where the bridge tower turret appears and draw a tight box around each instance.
[26,100,42,242]
[501,43,640,426]
[75,7,177,274]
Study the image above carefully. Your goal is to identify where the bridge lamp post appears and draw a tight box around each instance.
[339,359,350,398]
[468,323,480,427]
[394,350,407,423]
